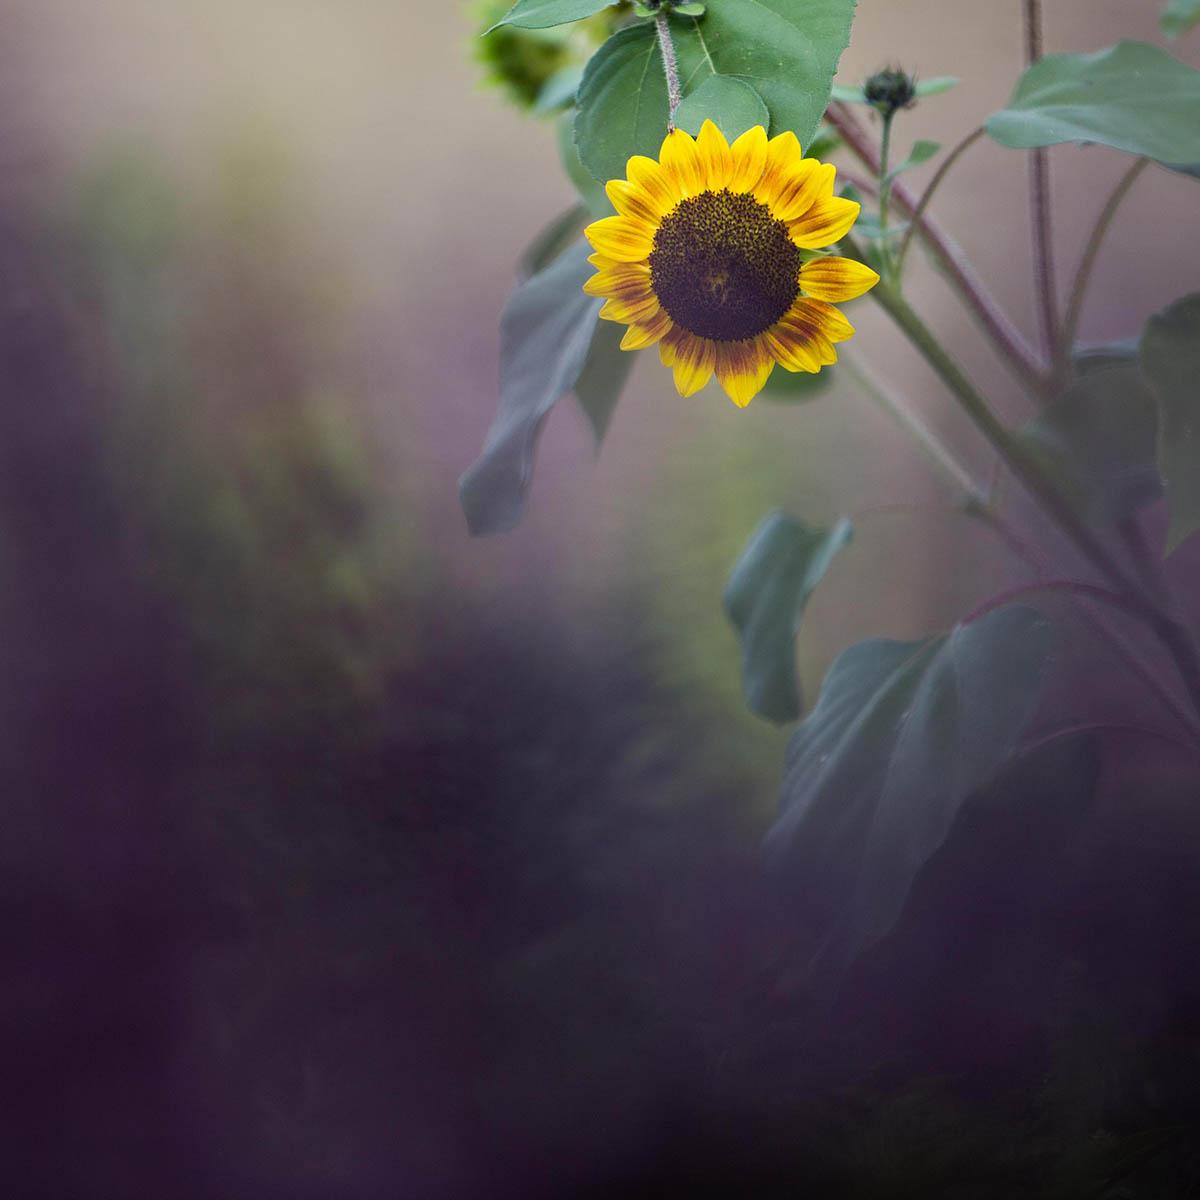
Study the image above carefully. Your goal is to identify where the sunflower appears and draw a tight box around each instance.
[583,120,879,407]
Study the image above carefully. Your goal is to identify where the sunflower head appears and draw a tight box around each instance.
[583,121,879,407]
[863,67,918,117]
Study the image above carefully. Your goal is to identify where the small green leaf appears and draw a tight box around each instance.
[987,41,1200,168]
[576,0,857,183]
[672,2,706,15]
[489,0,614,32]
[674,75,770,140]
[574,317,634,446]
[830,83,866,104]
[517,203,588,280]
[913,76,958,97]
[724,513,853,723]
[886,139,941,180]
[1162,0,1200,38]
[1141,294,1200,554]
[769,606,1054,976]
[807,122,841,160]
[1017,344,1160,525]
[534,64,584,113]
[460,240,599,535]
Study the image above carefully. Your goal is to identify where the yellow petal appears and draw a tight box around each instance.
[583,261,653,300]
[659,128,704,197]
[791,297,855,343]
[753,131,804,206]
[606,179,667,224]
[728,125,769,191]
[665,331,716,396]
[765,321,830,373]
[626,155,682,214]
[799,256,880,303]
[771,161,836,222]
[620,308,673,350]
[714,337,774,407]
[584,214,655,262]
[694,120,733,190]
[789,197,861,249]
[600,291,661,324]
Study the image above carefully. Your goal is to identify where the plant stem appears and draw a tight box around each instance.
[826,102,1049,398]
[654,11,683,129]
[1024,0,1059,362]
[858,258,1200,719]
[895,127,984,273]
[877,112,895,279]
[1057,157,1149,373]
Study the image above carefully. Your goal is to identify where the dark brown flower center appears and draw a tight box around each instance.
[649,189,801,342]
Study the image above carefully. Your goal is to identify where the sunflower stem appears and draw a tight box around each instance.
[1024,0,1059,367]
[855,253,1200,721]
[654,11,683,130]
[1056,157,1150,379]
[876,111,896,281]
[895,126,985,275]
[826,102,1050,400]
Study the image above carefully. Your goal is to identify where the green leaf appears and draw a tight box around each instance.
[534,63,585,113]
[1141,293,1200,554]
[517,202,588,280]
[1162,0,1200,38]
[576,0,857,183]
[986,41,1200,169]
[574,316,634,446]
[724,513,852,723]
[1017,343,1160,525]
[460,240,600,535]
[886,139,941,180]
[832,77,958,105]
[558,112,612,217]
[489,0,614,32]
[768,606,1054,976]
[674,75,770,141]
[672,1,706,15]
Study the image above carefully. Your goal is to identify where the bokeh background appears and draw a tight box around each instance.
[4,2,1200,1196]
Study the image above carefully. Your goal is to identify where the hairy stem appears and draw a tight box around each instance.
[877,111,895,278]
[895,127,985,273]
[1057,157,1150,372]
[654,12,683,129]
[1024,0,1059,362]
[827,102,1049,397]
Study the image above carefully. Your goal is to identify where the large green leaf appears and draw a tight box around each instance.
[724,513,853,723]
[674,75,770,139]
[1141,294,1200,554]
[1017,343,1160,525]
[459,240,601,535]
[575,0,857,183]
[517,202,589,280]
[768,606,1054,976]
[573,315,634,446]
[489,0,615,31]
[1163,0,1200,38]
[986,42,1200,169]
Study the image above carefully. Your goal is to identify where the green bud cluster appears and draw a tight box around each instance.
[863,67,918,117]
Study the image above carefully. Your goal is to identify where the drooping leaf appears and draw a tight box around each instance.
[460,240,600,535]
[674,75,770,140]
[724,513,853,723]
[886,139,941,180]
[1140,293,1200,554]
[986,42,1200,170]
[767,606,1054,978]
[1017,343,1160,525]
[1162,0,1200,38]
[517,202,589,280]
[489,0,615,32]
[576,0,857,183]
[760,365,834,402]
[574,315,634,446]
